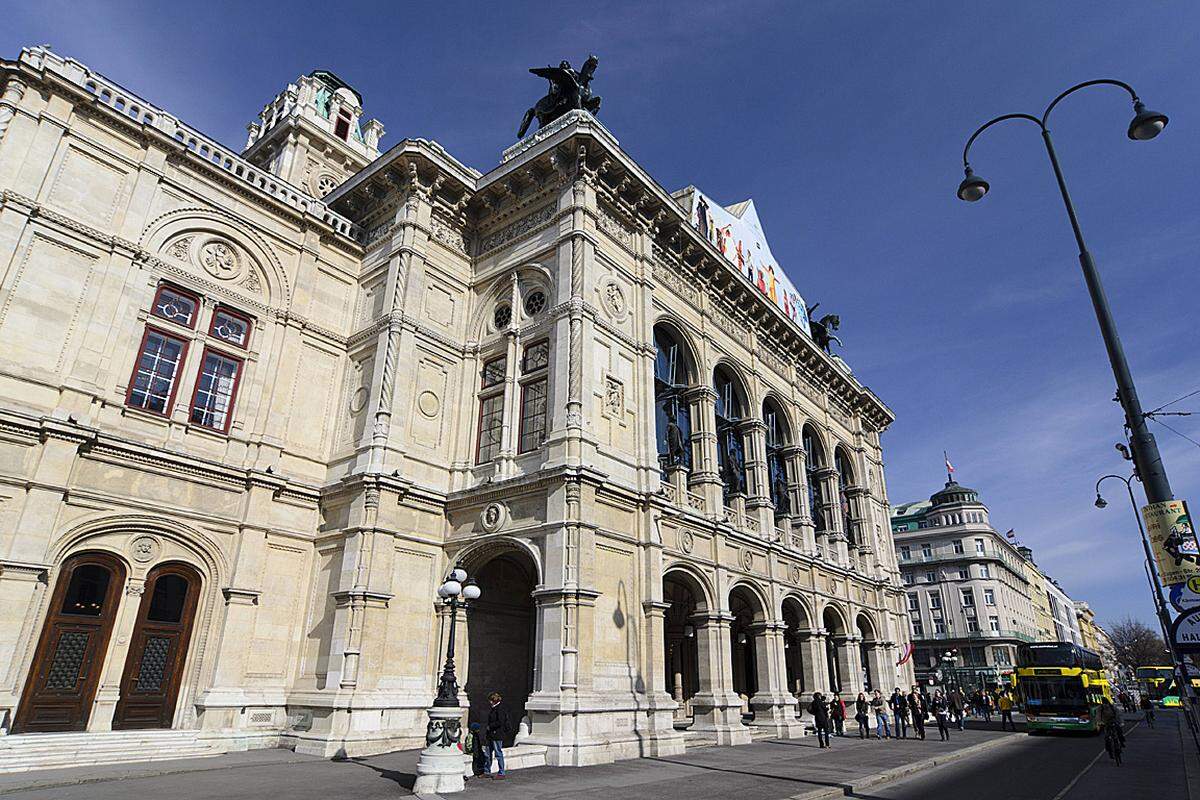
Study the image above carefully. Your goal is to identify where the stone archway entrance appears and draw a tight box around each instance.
[663,572,703,722]
[822,606,847,694]
[465,553,537,743]
[782,598,810,697]
[729,586,765,716]
[14,552,127,733]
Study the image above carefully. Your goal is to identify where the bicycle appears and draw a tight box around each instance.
[1103,722,1124,766]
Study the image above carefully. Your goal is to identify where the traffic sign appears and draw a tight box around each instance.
[1170,576,1200,615]
[1170,608,1200,654]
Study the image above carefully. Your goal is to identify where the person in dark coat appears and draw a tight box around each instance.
[830,692,846,736]
[854,692,870,739]
[810,692,831,748]
[907,687,926,740]
[932,690,951,741]
[464,722,488,776]
[485,692,511,778]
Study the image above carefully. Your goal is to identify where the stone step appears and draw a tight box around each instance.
[0,730,222,774]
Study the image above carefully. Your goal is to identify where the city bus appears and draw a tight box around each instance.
[1016,642,1110,733]
[1136,665,1200,708]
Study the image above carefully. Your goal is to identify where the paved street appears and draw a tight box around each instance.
[0,713,1193,799]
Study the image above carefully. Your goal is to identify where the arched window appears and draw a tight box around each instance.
[713,367,748,502]
[835,448,856,544]
[763,398,791,515]
[653,325,693,476]
[803,427,826,532]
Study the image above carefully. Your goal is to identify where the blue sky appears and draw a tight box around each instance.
[5,1,1198,629]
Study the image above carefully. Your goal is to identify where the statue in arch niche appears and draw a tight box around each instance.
[517,55,602,139]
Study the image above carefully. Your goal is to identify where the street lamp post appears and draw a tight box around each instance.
[957,81,1173,507]
[413,564,481,795]
[1096,475,1200,754]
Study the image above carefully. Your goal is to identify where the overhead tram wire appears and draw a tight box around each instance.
[1148,415,1200,452]
[1146,387,1200,417]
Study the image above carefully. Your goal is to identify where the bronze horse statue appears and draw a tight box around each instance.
[807,303,843,354]
[517,55,602,139]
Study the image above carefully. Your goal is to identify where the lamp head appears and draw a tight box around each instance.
[957,166,989,202]
[462,580,481,601]
[441,579,462,598]
[1095,494,1108,509]
[1128,101,1168,141]
[450,567,467,583]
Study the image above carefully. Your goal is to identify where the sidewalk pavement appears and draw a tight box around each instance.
[0,726,1022,800]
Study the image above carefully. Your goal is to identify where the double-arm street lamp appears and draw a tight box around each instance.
[957,80,1172,507]
[414,564,481,795]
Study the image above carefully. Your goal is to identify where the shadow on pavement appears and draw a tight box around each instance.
[642,756,851,793]
[331,748,418,791]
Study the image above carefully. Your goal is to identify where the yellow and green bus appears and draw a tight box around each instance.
[1016,642,1110,733]
[1136,665,1200,708]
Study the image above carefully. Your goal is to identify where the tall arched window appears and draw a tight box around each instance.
[835,448,855,544]
[763,398,791,515]
[713,367,747,502]
[653,325,693,476]
[803,427,826,532]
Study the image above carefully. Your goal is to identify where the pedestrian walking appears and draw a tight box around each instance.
[855,692,870,739]
[981,691,994,724]
[932,690,951,741]
[831,692,846,736]
[997,691,1016,731]
[907,686,926,740]
[948,687,965,731]
[889,688,909,738]
[810,692,831,748]
[485,691,511,778]
[870,689,891,739]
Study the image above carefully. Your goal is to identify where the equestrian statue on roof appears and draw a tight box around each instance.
[517,55,602,139]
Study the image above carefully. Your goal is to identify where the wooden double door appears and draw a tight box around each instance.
[14,555,201,733]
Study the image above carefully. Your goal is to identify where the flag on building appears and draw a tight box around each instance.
[1005,529,1016,539]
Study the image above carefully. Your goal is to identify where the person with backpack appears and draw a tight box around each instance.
[485,691,511,778]
[854,692,870,739]
[810,692,831,748]
[464,722,488,777]
[830,692,846,736]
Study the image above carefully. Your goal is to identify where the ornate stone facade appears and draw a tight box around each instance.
[0,47,910,766]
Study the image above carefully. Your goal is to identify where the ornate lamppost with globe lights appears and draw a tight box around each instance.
[413,564,481,795]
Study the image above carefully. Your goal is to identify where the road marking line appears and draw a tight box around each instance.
[1050,720,1141,800]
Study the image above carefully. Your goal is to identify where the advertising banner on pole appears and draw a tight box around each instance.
[1143,499,1200,587]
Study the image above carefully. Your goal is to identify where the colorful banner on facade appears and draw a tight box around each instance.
[896,642,914,666]
[675,187,811,336]
[1143,499,1200,587]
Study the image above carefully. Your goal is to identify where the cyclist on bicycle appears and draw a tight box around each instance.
[1140,694,1156,728]
[1100,697,1125,747]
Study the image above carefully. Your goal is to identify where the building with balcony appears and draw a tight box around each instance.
[891,481,1038,684]
[0,47,912,768]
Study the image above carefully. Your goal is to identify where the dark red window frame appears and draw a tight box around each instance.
[207,305,254,349]
[149,283,201,329]
[187,346,245,433]
[125,326,190,417]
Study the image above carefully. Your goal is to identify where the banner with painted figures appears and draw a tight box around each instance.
[1143,499,1200,587]
[677,187,811,337]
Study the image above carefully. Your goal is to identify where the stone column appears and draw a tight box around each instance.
[820,468,850,564]
[797,629,829,725]
[837,635,865,696]
[0,77,26,143]
[687,612,751,745]
[782,444,813,553]
[740,419,772,536]
[747,622,803,737]
[641,599,686,756]
[684,386,722,516]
